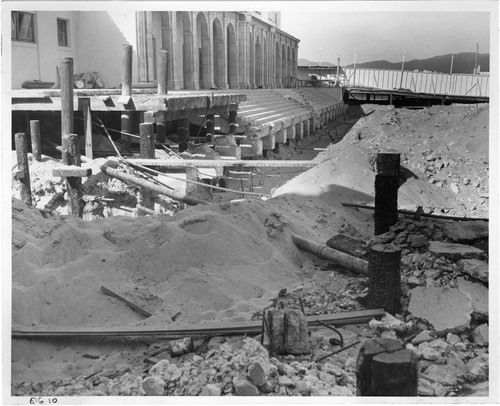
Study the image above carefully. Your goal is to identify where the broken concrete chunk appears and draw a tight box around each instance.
[200,384,222,396]
[234,378,260,396]
[456,277,488,316]
[442,221,488,242]
[412,330,433,345]
[425,364,459,386]
[419,346,442,361]
[141,376,165,396]
[466,354,489,380]
[248,360,268,387]
[457,259,488,283]
[408,286,473,333]
[428,241,486,261]
[472,324,489,347]
[407,234,429,248]
[277,375,295,387]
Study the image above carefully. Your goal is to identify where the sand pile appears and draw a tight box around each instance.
[11,196,322,329]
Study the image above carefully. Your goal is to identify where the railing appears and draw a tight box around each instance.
[344,68,489,97]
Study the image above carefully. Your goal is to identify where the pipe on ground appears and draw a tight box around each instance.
[101,163,209,206]
[292,234,369,276]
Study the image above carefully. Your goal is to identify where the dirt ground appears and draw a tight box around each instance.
[9,102,490,397]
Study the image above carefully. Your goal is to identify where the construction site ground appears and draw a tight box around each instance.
[10,103,491,398]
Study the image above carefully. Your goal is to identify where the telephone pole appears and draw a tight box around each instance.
[399,50,406,89]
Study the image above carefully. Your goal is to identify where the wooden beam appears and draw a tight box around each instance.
[101,286,152,318]
[52,166,92,178]
[11,308,385,338]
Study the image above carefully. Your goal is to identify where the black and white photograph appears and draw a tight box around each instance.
[1,1,498,404]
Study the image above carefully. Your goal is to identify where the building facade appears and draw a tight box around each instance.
[11,10,300,90]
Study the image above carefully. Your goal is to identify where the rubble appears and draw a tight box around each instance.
[457,259,488,283]
[456,277,488,316]
[471,324,489,346]
[442,221,489,242]
[428,241,486,261]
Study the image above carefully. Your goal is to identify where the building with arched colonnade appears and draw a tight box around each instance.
[136,11,299,90]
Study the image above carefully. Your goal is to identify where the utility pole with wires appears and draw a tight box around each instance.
[399,50,406,89]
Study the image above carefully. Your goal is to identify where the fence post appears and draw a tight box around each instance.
[374,152,400,235]
[15,132,32,206]
[29,120,41,162]
[62,133,83,217]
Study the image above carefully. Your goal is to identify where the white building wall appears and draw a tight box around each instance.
[11,11,79,88]
[76,11,138,88]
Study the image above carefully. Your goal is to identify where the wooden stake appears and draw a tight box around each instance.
[158,49,168,95]
[139,122,155,159]
[101,286,152,318]
[81,98,93,159]
[367,243,402,315]
[374,152,400,235]
[62,133,83,217]
[121,112,131,154]
[14,132,32,206]
[178,118,190,153]
[206,114,215,142]
[59,57,74,144]
[229,110,238,135]
[122,44,133,97]
[356,338,417,396]
[29,120,41,162]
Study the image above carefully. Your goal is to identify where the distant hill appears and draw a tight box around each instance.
[346,52,489,74]
[298,58,336,67]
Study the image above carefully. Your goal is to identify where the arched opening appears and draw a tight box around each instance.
[249,31,255,87]
[226,23,237,88]
[160,12,173,89]
[175,12,193,89]
[281,43,287,87]
[275,41,281,88]
[213,18,226,88]
[196,12,210,89]
[255,36,262,88]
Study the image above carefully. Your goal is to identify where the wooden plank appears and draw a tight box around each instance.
[127,158,317,168]
[341,202,489,222]
[11,309,384,338]
[101,286,152,318]
[52,166,92,177]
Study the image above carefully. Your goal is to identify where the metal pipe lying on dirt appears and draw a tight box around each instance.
[101,161,209,206]
[291,234,369,276]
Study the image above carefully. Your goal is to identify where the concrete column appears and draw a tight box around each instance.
[170,13,180,90]
[237,14,249,88]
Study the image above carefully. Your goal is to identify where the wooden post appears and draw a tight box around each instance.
[367,243,402,315]
[228,110,238,135]
[178,118,190,153]
[158,49,168,95]
[139,123,155,211]
[121,113,131,153]
[356,338,418,396]
[374,152,400,235]
[206,114,215,143]
[81,98,93,159]
[59,57,74,144]
[263,309,310,355]
[29,120,41,162]
[15,133,32,206]
[62,133,83,217]
[122,44,133,97]
[156,122,166,144]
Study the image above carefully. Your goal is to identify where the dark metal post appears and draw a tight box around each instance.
[29,120,41,162]
[229,110,238,135]
[178,118,190,153]
[206,114,215,143]
[156,122,166,144]
[15,132,32,206]
[374,152,400,235]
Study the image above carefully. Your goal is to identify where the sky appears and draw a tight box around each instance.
[280,4,494,65]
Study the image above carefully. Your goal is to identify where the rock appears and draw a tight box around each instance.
[428,241,486,261]
[472,324,489,346]
[450,183,459,194]
[295,380,311,396]
[412,330,433,345]
[343,357,356,373]
[368,312,411,332]
[447,351,467,372]
[463,381,489,397]
[457,259,488,283]
[407,276,421,286]
[330,385,353,396]
[200,384,221,396]
[407,234,429,248]
[425,365,458,386]
[428,339,447,352]
[276,362,295,378]
[277,375,295,387]
[408,286,473,333]
[466,354,488,380]
[323,362,345,377]
[418,378,435,396]
[263,309,310,355]
[446,333,461,345]
[248,361,268,387]
[234,378,260,396]
[419,346,442,361]
[456,277,488,316]
[142,376,165,396]
[381,330,398,339]
[442,221,488,242]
